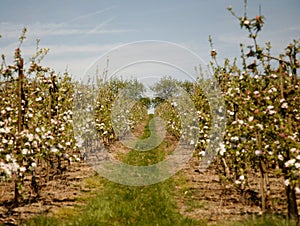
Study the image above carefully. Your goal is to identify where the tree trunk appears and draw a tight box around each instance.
[286,184,299,220]
[259,161,266,212]
[15,49,24,206]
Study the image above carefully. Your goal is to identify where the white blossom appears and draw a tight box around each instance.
[255,150,263,156]
[235,180,242,185]
[290,148,297,153]
[268,87,277,93]
[22,149,29,155]
[243,20,251,25]
[35,97,42,102]
[238,120,244,125]
[268,110,276,115]
[6,107,13,111]
[270,74,277,78]
[278,154,284,161]
[284,179,290,186]
[281,102,288,109]
[27,133,34,142]
[172,102,178,107]
[230,136,239,142]
[256,124,263,130]
[285,159,296,167]
[51,147,59,153]
[199,151,206,157]
[219,143,226,156]
[32,140,38,148]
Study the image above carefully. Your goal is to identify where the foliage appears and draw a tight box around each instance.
[93,78,148,146]
[0,29,80,205]
[209,0,300,219]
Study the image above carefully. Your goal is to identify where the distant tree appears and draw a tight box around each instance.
[139,97,151,109]
[151,76,179,99]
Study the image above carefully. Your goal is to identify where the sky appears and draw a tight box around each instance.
[0,0,299,83]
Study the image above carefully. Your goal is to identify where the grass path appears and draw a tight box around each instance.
[26,114,200,226]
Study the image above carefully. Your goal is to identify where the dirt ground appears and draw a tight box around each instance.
[0,162,95,225]
[175,158,290,225]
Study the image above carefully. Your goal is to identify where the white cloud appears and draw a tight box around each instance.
[0,21,136,40]
[1,42,122,58]
[1,40,210,81]
[286,25,300,32]
[45,43,122,55]
[81,41,209,83]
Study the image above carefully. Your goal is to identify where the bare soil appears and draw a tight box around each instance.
[174,157,299,225]
[0,162,95,225]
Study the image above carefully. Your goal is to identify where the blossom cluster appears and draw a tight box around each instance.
[0,47,79,202]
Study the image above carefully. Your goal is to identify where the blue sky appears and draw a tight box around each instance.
[0,0,299,82]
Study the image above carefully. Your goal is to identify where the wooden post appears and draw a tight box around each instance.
[46,86,52,182]
[279,64,284,100]
[17,48,24,138]
[256,131,266,212]
[286,116,299,220]
[15,48,24,206]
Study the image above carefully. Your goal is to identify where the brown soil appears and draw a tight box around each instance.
[174,157,298,225]
[0,162,96,225]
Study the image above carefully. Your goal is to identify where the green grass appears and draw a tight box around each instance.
[25,114,201,226]
[173,171,207,213]
[227,214,298,226]
[24,215,59,226]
